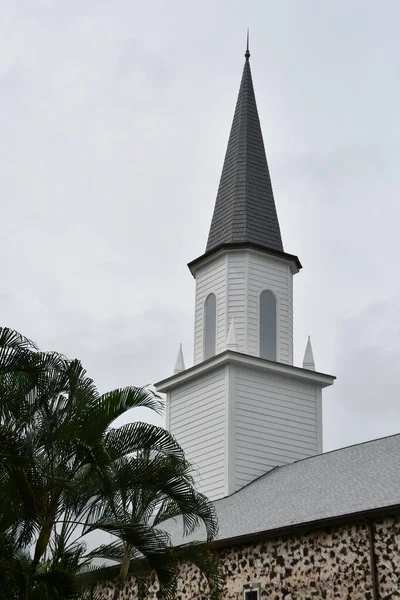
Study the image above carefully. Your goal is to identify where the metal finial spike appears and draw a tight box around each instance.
[245,29,250,60]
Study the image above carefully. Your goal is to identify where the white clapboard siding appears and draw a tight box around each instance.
[194,255,227,364]
[193,249,294,365]
[226,253,247,353]
[168,367,227,500]
[234,365,318,491]
[246,251,293,364]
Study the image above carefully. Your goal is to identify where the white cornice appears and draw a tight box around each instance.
[156,350,335,393]
[189,246,300,278]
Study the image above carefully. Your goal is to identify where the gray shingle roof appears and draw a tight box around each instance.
[206,56,283,254]
[166,434,400,546]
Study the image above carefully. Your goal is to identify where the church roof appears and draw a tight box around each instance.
[165,433,400,546]
[206,48,283,254]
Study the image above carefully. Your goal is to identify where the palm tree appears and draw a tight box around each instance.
[0,327,221,599]
[81,447,221,600]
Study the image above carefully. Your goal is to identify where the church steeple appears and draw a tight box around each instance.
[206,44,283,254]
[188,50,300,364]
[156,45,335,501]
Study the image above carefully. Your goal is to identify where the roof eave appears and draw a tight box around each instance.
[205,503,400,551]
[188,242,302,278]
[155,350,335,392]
[83,503,400,579]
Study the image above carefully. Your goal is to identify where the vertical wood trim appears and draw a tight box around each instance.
[225,253,229,352]
[229,363,236,495]
[316,387,323,453]
[255,290,259,358]
[193,278,198,365]
[244,252,249,354]
[224,363,236,497]
[224,364,230,497]
[275,291,281,363]
[288,264,293,364]
[165,392,170,431]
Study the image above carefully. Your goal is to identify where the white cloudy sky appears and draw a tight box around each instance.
[1,1,400,453]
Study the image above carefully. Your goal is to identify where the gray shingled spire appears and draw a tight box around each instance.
[206,46,283,254]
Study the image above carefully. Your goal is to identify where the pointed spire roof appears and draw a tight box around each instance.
[303,336,315,371]
[206,43,283,254]
[173,343,186,374]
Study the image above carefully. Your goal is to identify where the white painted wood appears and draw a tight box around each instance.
[316,387,323,454]
[226,252,247,354]
[193,248,294,366]
[287,266,294,364]
[167,366,227,500]
[226,318,239,351]
[161,241,334,500]
[244,253,249,354]
[173,343,185,374]
[246,249,293,364]
[233,363,320,491]
[225,364,236,497]
[161,353,329,500]
[157,351,335,393]
[303,336,316,370]
[193,255,228,364]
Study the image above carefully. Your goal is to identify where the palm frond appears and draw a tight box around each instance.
[99,386,164,427]
[92,522,172,556]
[84,541,126,563]
[0,326,38,353]
[0,327,222,599]
[105,422,184,461]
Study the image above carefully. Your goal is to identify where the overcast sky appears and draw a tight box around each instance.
[1,1,400,454]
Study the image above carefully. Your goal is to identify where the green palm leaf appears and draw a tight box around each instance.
[0,327,221,599]
[105,422,184,460]
[98,386,164,425]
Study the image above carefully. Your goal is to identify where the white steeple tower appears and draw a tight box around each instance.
[156,47,335,501]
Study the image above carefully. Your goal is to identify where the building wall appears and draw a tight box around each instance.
[193,250,294,366]
[234,365,319,491]
[246,251,293,364]
[226,252,246,354]
[167,362,322,500]
[94,515,400,600]
[374,517,400,597]
[194,255,227,365]
[167,366,227,500]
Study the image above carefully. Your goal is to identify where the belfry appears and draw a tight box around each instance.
[156,45,335,501]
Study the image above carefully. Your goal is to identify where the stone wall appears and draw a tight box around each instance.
[95,515,400,600]
[374,517,400,598]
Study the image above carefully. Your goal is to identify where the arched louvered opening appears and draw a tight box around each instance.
[260,290,277,360]
[204,293,217,360]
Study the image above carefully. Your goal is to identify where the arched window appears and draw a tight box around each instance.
[259,290,277,360]
[204,293,216,360]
